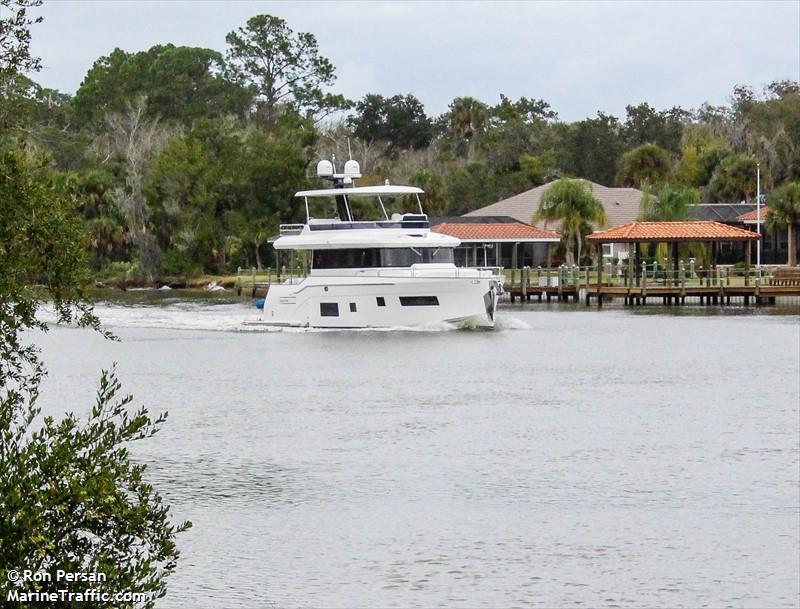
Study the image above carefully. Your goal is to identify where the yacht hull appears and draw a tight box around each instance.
[260,275,500,329]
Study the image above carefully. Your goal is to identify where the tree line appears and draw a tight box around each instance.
[5,11,800,278]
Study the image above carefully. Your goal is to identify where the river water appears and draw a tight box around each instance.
[34,295,799,608]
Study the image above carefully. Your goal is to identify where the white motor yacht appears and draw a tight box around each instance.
[260,159,504,329]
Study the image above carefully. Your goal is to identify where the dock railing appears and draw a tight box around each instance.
[502,262,793,305]
[503,263,777,290]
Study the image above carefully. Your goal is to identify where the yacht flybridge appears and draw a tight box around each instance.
[260,158,504,328]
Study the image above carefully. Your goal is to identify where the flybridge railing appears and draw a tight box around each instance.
[279,224,304,236]
[308,219,429,231]
[280,212,432,236]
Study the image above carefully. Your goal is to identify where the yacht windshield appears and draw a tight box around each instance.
[306,194,424,221]
[313,248,453,269]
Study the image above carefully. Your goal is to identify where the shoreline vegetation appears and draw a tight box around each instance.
[93,273,241,291]
[2,11,797,283]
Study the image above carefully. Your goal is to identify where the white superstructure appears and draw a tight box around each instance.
[260,160,504,328]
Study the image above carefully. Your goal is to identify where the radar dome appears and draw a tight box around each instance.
[316,160,334,177]
[343,160,361,177]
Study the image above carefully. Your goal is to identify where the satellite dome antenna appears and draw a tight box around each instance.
[315,152,361,222]
[316,154,360,186]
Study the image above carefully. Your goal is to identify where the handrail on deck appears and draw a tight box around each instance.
[353,266,505,281]
[279,224,304,236]
[470,266,504,274]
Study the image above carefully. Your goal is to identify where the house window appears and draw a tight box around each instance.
[349,302,357,312]
[320,302,339,317]
[764,232,774,252]
[376,297,386,307]
[399,296,439,306]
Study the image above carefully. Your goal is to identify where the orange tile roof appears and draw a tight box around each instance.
[587,221,760,242]
[736,206,769,222]
[431,222,561,242]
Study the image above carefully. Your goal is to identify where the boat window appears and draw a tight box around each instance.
[349,302,357,312]
[399,296,439,306]
[424,248,454,263]
[384,247,454,265]
[313,249,380,269]
[382,248,413,267]
[320,302,339,317]
[376,297,386,307]
[312,248,454,269]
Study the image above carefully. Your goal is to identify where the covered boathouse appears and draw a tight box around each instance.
[585,220,762,305]
[587,220,761,268]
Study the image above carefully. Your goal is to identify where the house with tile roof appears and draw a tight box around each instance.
[684,203,755,263]
[687,203,796,264]
[463,180,645,262]
[430,216,560,267]
[736,206,767,223]
[735,206,799,265]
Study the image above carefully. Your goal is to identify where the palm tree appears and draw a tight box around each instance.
[616,143,672,189]
[535,179,606,266]
[708,153,764,202]
[638,185,699,221]
[447,96,488,160]
[766,181,800,266]
[639,185,701,266]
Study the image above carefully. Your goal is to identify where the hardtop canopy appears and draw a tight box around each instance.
[295,185,424,198]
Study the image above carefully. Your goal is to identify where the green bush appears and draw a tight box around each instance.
[161,247,202,280]
[96,261,133,281]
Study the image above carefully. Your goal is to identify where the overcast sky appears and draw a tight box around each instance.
[26,0,800,121]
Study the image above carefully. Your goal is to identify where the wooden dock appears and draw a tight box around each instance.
[506,285,579,303]
[585,284,797,306]
[504,265,800,307]
[504,266,581,303]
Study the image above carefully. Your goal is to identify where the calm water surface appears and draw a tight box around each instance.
[35,296,800,608]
